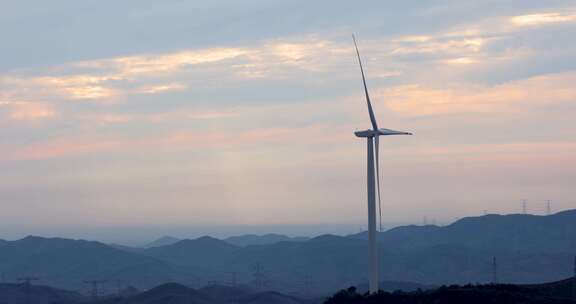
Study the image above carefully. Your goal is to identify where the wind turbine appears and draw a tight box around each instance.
[352,35,412,294]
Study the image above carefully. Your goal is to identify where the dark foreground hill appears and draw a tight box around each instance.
[325,279,576,304]
[97,283,307,304]
[0,283,85,304]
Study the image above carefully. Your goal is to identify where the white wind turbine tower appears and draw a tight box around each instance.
[352,35,412,294]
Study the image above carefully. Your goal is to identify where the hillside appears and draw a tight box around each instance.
[96,283,307,304]
[325,281,576,304]
[145,236,181,248]
[0,283,85,304]
[367,210,576,255]
[0,236,182,290]
[0,210,574,294]
[224,234,309,247]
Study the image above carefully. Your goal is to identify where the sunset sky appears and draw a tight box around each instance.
[1,1,575,244]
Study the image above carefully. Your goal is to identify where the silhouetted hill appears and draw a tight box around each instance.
[145,236,239,269]
[356,280,436,293]
[145,236,181,248]
[96,282,307,304]
[350,210,576,255]
[98,283,214,304]
[525,277,576,300]
[1,210,574,294]
[237,291,303,304]
[344,210,576,284]
[325,282,576,304]
[0,236,181,290]
[0,283,85,304]
[224,234,309,247]
[199,284,255,302]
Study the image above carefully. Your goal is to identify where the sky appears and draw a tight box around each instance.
[1,0,575,244]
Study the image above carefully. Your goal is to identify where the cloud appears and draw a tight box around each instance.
[510,12,576,27]
[136,83,187,94]
[1,138,120,161]
[443,57,478,65]
[0,100,56,121]
[97,48,251,76]
[91,114,133,124]
[379,72,576,115]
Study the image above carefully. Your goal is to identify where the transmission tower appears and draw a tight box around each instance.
[226,271,238,287]
[84,280,107,300]
[252,263,269,290]
[522,199,527,214]
[113,280,124,295]
[18,277,39,304]
[300,273,315,298]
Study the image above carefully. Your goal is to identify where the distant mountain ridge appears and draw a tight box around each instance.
[224,234,310,247]
[145,236,182,248]
[351,209,576,255]
[0,210,574,295]
[144,234,310,249]
[97,283,307,304]
[0,236,181,290]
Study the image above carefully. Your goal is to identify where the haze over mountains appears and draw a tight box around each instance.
[145,234,310,248]
[0,210,574,296]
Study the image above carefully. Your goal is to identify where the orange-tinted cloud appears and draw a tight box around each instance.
[511,13,576,27]
[1,101,56,121]
[379,72,576,115]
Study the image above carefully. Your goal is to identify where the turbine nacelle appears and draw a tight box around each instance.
[354,128,413,138]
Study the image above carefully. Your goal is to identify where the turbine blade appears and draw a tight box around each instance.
[353,34,378,131]
[375,135,383,232]
[378,128,413,136]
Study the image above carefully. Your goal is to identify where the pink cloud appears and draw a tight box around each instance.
[379,72,576,115]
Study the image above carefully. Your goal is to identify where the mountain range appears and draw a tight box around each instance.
[2,278,574,304]
[0,210,574,295]
[144,234,310,248]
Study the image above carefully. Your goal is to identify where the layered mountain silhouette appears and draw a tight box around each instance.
[3,278,573,304]
[0,210,574,295]
[350,210,576,255]
[0,236,185,290]
[96,283,307,304]
[224,234,310,247]
[145,236,181,248]
[326,278,576,304]
[144,234,309,249]
[0,283,84,304]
